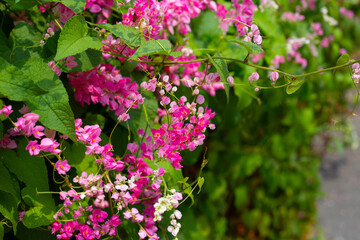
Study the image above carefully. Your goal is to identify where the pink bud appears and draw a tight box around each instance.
[248,72,259,82]
[253,35,262,45]
[196,95,205,105]
[270,72,279,82]
[227,76,234,84]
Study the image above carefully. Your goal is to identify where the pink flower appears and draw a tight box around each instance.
[227,76,234,84]
[196,95,205,105]
[248,72,259,82]
[138,229,147,239]
[270,72,279,82]
[39,138,61,154]
[79,224,94,240]
[19,211,25,221]
[64,56,78,69]
[253,35,262,45]
[51,221,62,234]
[32,125,45,139]
[0,105,13,117]
[118,113,130,122]
[55,160,71,175]
[91,209,108,223]
[109,215,121,227]
[127,142,139,154]
[25,140,40,155]
[0,134,17,149]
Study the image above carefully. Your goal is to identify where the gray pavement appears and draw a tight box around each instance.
[318,116,360,240]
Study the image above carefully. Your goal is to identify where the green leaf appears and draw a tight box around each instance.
[241,154,263,177]
[144,159,183,191]
[16,223,56,240]
[94,23,145,48]
[40,0,86,13]
[197,177,204,194]
[130,39,172,59]
[0,162,20,234]
[4,0,37,10]
[234,186,248,209]
[336,53,350,66]
[182,182,194,207]
[0,191,18,234]
[0,140,56,228]
[66,49,103,72]
[0,30,11,60]
[169,51,183,58]
[26,84,76,141]
[21,200,55,228]
[0,58,48,101]
[20,58,76,141]
[0,162,21,205]
[207,53,230,102]
[55,15,103,61]
[62,141,98,175]
[9,22,43,62]
[229,39,264,55]
[333,53,350,73]
[286,77,306,95]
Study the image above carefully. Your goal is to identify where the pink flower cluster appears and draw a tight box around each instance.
[243,24,262,44]
[51,118,187,239]
[159,0,216,36]
[215,0,257,36]
[119,0,217,38]
[85,0,113,23]
[0,107,71,175]
[282,11,305,22]
[69,64,144,119]
[52,202,121,239]
[286,37,309,68]
[340,7,355,19]
[150,94,215,169]
[101,35,136,61]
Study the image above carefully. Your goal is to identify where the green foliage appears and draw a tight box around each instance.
[130,39,172,59]
[207,53,230,102]
[120,92,158,140]
[0,139,56,229]
[4,0,37,10]
[230,39,264,55]
[9,22,43,61]
[67,49,103,72]
[20,58,76,141]
[41,0,87,13]
[145,159,184,191]
[62,141,99,175]
[0,224,3,240]
[94,23,145,48]
[0,58,47,101]
[0,162,20,234]
[0,1,358,239]
[55,15,102,61]
[286,77,306,95]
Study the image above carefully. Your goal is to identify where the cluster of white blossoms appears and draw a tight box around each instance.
[352,63,360,84]
[153,189,182,222]
[167,210,182,239]
[321,7,338,26]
